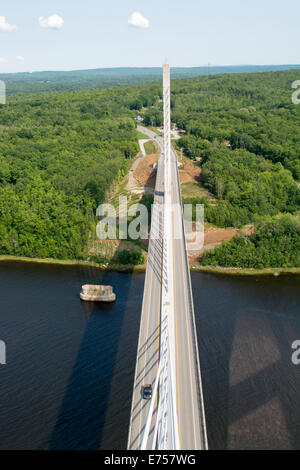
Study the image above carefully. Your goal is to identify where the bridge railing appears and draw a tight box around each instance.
[173,149,208,450]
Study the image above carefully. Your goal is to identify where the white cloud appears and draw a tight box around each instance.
[0,16,17,32]
[128,12,149,29]
[16,56,25,61]
[39,14,64,29]
[0,57,8,63]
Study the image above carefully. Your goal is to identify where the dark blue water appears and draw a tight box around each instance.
[0,262,299,450]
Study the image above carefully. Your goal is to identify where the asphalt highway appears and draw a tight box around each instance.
[127,126,207,450]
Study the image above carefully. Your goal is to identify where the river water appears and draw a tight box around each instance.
[0,261,299,450]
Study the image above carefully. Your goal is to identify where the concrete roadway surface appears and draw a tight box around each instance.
[127,126,165,450]
[127,126,207,450]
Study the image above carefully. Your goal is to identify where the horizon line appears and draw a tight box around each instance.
[1,63,300,76]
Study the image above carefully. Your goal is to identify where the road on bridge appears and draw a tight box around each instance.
[127,125,207,450]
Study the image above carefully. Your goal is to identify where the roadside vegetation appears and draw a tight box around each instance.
[0,88,139,260]
[135,70,300,270]
[144,140,158,155]
[201,215,300,269]
[0,69,299,270]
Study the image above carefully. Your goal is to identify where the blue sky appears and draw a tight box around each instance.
[1,0,300,73]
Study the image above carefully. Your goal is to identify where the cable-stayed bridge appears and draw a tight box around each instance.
[127,65,208,450]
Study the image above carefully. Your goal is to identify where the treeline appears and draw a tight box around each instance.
[134,69,300,268]
[137,70,300,177]
[200,215,300,269]
[182,148,299,228]
[0,87,140,259]
[1,69,300,267]
[3,65,299,95]
[172,71,300,180]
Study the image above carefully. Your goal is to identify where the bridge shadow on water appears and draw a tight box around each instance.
[48,154,164,450]
[195,274,300,450]
[43,242,300,449]
[47,264,141,450]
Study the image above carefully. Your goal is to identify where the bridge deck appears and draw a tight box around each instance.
[127,126,207,450]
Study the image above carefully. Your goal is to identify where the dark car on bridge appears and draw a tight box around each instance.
[142,384,152,400]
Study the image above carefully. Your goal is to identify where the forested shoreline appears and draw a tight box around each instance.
[0,70,299,270]
[137,70,300,269]
[0,87,141,260]
[169,71,300,268]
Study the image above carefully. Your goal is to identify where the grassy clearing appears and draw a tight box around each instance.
[181,181,208,198]
[92,154,149,263]
[136,131,149,140]
[144,140,158,155]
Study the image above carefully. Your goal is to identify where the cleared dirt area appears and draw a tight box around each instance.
[134,153,203,192]
[205,226,237,246]
[188,225,254,264]
[179,159,201,183]
[133,150,215,202]
[134,153,158,188]
[179,158,215,200]
[205,224,254,250]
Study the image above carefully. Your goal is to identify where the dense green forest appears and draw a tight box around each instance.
[0,69,299,268]
[137,69,300,268]
[201,215,300,269]
[0,87,141,259]
[141,72,300,191]
[2,65,300,94]
[173,72,300,182]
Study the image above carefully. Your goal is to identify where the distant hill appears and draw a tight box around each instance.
[1,65,300,94]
